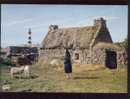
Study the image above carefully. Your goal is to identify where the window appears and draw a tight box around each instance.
[75,53,79,60]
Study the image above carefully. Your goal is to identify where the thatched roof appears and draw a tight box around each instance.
[42,18,112,49]
[42,26,98,49]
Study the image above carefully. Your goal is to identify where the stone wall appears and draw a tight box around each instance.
[39,47,127,67]
[40,48,64,61]
[91,48,106,65]
[92,47,127,66]
[40,48,90,64]
[117,51,127,65]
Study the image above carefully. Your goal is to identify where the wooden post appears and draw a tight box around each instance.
[90,45,92,64]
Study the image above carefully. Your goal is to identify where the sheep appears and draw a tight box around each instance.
[10,66,25,78]
[10,65,31,78]
[23,65,31,78]
[10,54,33,78]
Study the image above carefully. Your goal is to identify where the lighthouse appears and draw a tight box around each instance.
[28,28,32,47]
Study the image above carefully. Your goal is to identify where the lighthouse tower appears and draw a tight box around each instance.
[28,28,32,47]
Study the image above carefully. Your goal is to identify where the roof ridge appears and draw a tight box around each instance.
[58,25,95,30]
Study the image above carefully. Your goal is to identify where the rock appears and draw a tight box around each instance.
[21,89,32,92]
[50,59,60,66]
[2,84,11,91]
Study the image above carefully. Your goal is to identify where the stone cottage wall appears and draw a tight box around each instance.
[92,47,127,66]
[40,48,64,61]
[91,48,106,65]
[39,48,127,67]
[40,48,91,64]
[117,51,127,66]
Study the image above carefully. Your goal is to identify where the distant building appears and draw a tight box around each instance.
[0,48,8,59]
[6,46,39,66]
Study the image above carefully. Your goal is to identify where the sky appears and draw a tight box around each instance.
[1,4,128,48]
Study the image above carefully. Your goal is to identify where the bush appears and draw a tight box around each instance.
[120,38,128,53]
[0,57,12,66]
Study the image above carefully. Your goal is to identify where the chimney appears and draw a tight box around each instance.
[94,17,106,28]
[49,25,58,31]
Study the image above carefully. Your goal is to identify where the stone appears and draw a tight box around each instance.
[2,84,11,91]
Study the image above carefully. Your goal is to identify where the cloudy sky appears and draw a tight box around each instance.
[1,5,128,48]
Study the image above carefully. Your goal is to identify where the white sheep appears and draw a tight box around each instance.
[23,65,31,78]
[10,65,31,78]
[10,66,25,78]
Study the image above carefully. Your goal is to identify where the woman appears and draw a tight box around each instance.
[64,48,72,79]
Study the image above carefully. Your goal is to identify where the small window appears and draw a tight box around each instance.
[75,53,79,60]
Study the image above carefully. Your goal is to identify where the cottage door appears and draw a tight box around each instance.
[105,50,117,69]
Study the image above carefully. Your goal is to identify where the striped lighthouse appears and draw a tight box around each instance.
[28,28,32,47]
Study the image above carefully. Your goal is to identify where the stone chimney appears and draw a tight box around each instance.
[49,25,58,31]
[94,17,106,28]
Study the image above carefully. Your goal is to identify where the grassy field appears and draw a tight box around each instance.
[0,59,127,93]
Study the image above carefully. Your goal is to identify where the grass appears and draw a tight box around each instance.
[0,59,127,93]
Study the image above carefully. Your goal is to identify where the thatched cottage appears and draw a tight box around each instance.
[40,18,127,68]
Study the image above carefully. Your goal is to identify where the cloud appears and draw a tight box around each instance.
[23,16,75,29]
[24,23,47,29]
[4,18,35,27]
[2,16,46,27]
